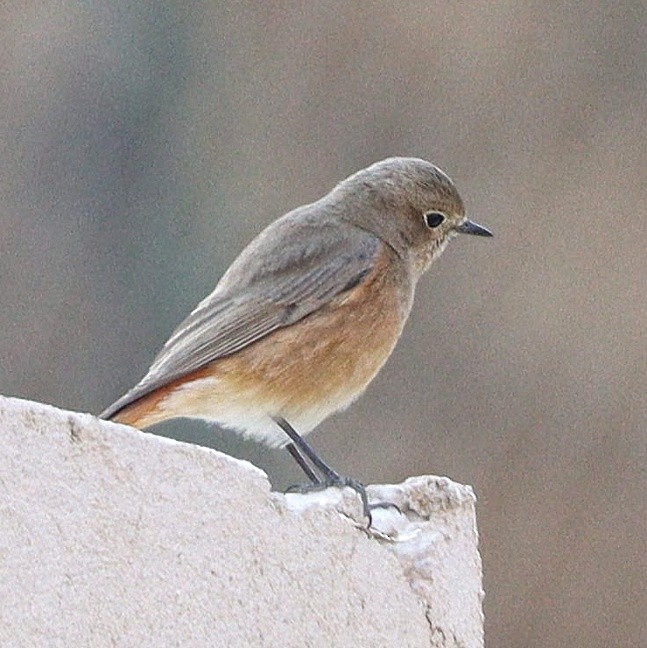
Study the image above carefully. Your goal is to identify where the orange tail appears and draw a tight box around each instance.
[105,366,214,429]
[109,392,171,429]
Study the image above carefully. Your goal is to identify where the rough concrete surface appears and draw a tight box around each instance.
[0,396,483,647]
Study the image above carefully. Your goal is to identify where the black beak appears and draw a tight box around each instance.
[456,219,493,237]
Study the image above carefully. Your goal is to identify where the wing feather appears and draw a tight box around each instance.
[101,223,381,419]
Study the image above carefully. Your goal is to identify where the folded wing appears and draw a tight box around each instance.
[101,222,381,419]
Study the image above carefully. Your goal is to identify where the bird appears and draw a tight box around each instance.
[101,157,492,511]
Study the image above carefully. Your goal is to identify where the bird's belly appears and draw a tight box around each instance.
[159,263,406,446]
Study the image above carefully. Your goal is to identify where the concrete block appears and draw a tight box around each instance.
[0,396,483,647]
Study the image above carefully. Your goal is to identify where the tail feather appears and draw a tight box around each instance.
[106,395,166,429]
[100,366,214,429]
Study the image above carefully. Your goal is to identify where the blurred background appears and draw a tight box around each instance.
[1,2,645,646]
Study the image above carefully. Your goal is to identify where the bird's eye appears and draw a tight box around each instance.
[424,211,446,228]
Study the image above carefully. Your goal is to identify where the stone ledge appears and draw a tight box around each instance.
[0,395,483,647]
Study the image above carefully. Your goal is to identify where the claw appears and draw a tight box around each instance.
[368,500,402,515]
[285,476,383,528]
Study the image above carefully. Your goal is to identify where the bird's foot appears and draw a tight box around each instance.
[286,476,398,528]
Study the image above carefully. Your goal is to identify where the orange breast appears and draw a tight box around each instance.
[224,248,405,414]
[113,245,410,434]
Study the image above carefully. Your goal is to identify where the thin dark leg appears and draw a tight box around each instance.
[273,417,341,482]
[285,442,321,485]
[273,416,371,524]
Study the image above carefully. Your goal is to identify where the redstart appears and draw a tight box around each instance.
[101,157,491,506]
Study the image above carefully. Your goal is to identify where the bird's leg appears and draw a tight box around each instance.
[285,442,321,485]
[274,417,341,482]
[273,416,371,524]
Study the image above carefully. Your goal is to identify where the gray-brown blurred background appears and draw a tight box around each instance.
[1,2,645,646]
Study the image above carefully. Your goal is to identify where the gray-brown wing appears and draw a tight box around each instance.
[101,223,381,419]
